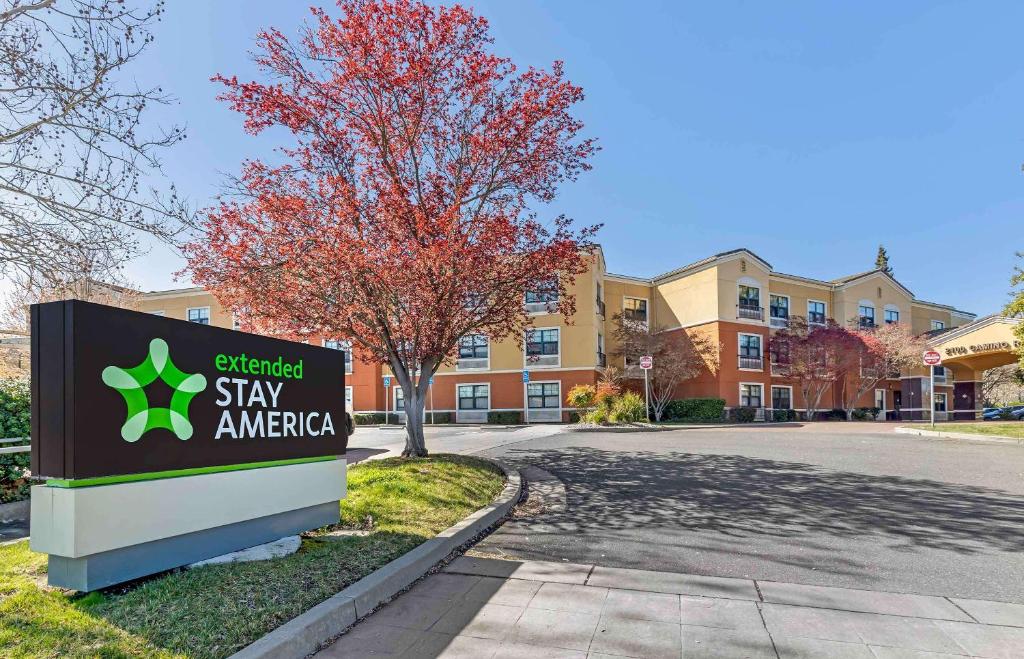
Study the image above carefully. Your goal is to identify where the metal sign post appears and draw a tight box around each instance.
[429,375,435,425]
[922,350,942,429]
[639,355,653,421]
[383,375,391,424]
[522,370,530,424]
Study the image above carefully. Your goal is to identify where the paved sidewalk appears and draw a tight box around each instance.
[316,556,1024,658]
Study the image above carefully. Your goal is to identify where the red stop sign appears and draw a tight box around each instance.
[639,355,653,370]
[922,350,942,366]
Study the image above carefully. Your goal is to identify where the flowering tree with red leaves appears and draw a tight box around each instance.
[770,317,861,419]
[841,322,925,419]
[184,0,597,456]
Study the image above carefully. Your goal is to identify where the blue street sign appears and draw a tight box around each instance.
[428,376,434,385]
[383,376,391,387]
[522,370,530,383]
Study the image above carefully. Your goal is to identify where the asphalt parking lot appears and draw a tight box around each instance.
[473,424,1024,603]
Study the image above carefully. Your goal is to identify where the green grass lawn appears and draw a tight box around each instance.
[908,422,1024,439]
[0,454,504,659]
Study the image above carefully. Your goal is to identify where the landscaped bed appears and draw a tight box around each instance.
[906,422,1024,440]
[0,454,504,659]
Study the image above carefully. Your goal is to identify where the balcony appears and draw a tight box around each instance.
[737,304,764,321]
[808,313,826,326]
[858,318,876,329]
[597,351,607,367]
[770,361,790,376]
[596,298,606,317]
[769,315,789,329]
[739,354,764,370]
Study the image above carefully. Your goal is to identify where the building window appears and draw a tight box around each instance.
[858,305,875,328]
[232,314,242,330]
[737,285,762,320]
[597,333,606,367]
[324,339,353,373]
[738,334,763,370]
[808,300,826,325]
[934,392,947,413]
[526,328,559,357]
[740,383,763,408]
[884,309,899,325]
[394,388,405,411]
[931,320,945,331]
[187,307,210,325]
[345,386,353,410]
[525,280,559,312]
[459,334,489,359]
[527,382,560,409]
[771,386,792,410]
[623,297,648,324]
[457,384,489,410]
[769,295,789,327]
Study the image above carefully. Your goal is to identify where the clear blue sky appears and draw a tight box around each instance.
[131,1,1023,315]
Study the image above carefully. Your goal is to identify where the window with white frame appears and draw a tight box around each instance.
[738,285,760,309]
[769,294,789,327]
[345,386,353,410]
[187,306,210,324]
[394,387,405,411]
[931,319,945,331]
[457,334,489,370]
[934,392,947,413]
[771,386,791,410]
[528,382,560,409]
[525,328,560,366]
[738,333,763,370]
[324,339,353,373]
[740,383,763,408]
[858,304,875,328]
[597,333,606,366]
[623,297,648,324]
[525,280,559,313]
[808,300,826,325]
[457,384,489,410]
[884,305,900,325]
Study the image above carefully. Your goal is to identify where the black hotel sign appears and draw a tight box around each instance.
[32,300,348,480]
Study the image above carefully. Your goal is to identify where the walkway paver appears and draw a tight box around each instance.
[314,557,1024,658]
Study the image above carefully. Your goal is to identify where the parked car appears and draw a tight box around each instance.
[1012,408,1024,421]
[984,405,1024,420]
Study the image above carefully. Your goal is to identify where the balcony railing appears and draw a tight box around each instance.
[808,312,826,325]
[739,354,764,370]
[525,299,558,314]
[737,304,764,321]
[597,351,607,367]
[596,298,606,317]
[858,318,876,329]
[770,361,790,376]
[769,315,789,328]
[456,356,488,371]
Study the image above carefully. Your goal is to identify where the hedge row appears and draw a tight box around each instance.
[662,398,726,422]
[0,378,31,503]
[352,410,524,425]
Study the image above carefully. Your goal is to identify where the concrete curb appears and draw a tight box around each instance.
[894,426,1023,445]
[564,422,805,433]
[230,460,522,659]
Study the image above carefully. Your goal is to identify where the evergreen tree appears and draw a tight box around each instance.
[875,245,893,275]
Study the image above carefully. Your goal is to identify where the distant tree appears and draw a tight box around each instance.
[1007,252,1024,369]
[875,245,893,275]
[770,317,860,419]
[185,0,597,456]
[842,322,926,419]
[611,314,718,421]
[982,364,1024,406]
[0,0,190,286]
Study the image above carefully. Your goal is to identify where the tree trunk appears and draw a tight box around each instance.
[394,356,437,458]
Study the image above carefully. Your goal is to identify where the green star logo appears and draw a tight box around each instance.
[101,338,208,442]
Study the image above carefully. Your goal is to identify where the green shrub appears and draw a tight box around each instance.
[565,384,596,410]
[663,398,726,422]
[487,411,522,424]
[728,407,757,423]
[424,412,453,424]
[583,407,609,424]
[567,411,581,423]
[772,409,797,422]
[0,377,31,503]
[814,409,847,421]
[610,391,647,423]
[354,413,386,425]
